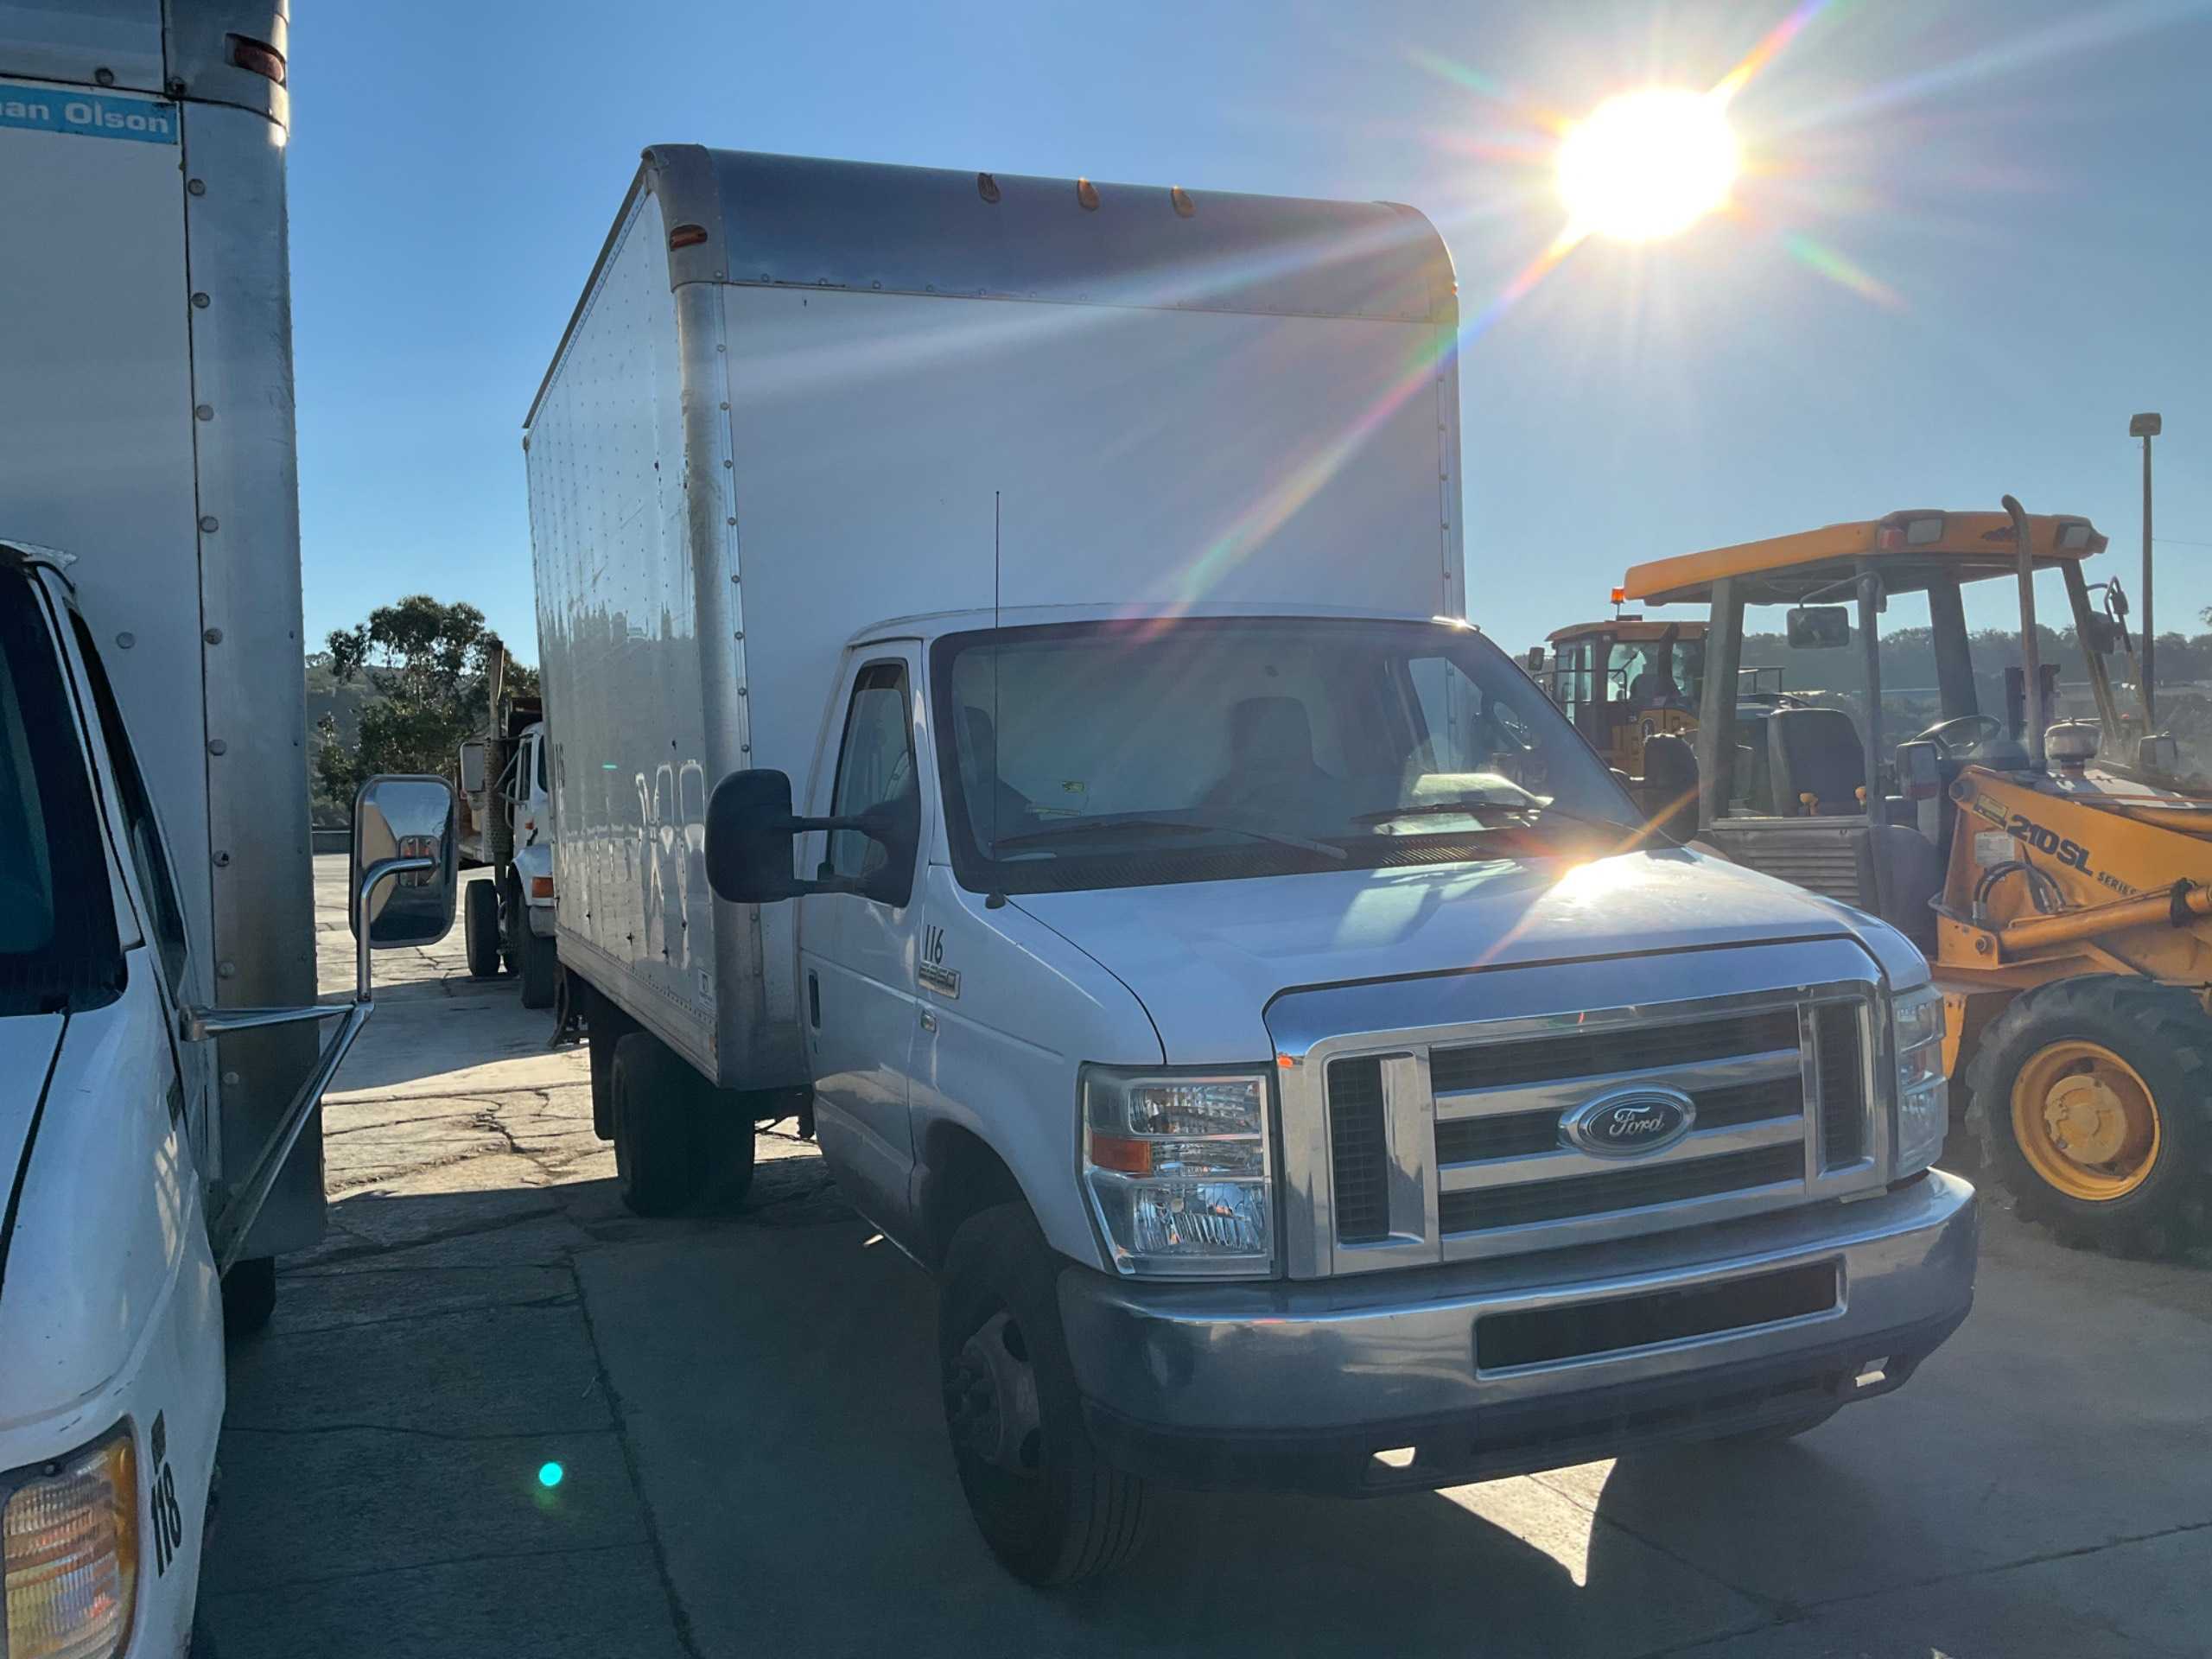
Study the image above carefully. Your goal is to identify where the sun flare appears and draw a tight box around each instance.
[1557,87,1740,243]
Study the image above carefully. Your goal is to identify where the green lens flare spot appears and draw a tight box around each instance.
[538,1461,564,1489]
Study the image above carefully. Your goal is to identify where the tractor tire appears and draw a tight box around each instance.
[1965,976,2212,1259]
[610,1032,708,1217]
[517,919,557,1009]
[939,1204,1149,1586]
[462,880,500,979]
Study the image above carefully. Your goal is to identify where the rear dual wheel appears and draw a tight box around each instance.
[1967,976,2212,1258]
[608,1032,755,1216]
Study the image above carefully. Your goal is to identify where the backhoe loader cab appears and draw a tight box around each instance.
[1537,619,1706,778]
[1624,507,2212,1261]
[1532,619,1804,784]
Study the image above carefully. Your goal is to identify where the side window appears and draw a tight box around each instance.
[67,617,189,991]
[828,662,917,900]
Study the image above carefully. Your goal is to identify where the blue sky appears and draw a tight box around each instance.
[288,0,2212,661]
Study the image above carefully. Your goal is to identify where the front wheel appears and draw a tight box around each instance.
[1967,976,2212,1258]
[939,1205,1148,1586]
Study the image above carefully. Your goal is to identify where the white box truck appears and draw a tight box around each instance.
[526,148,1977,1586]
[1,6,457,1652]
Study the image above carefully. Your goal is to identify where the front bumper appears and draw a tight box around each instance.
[1058,1169,1975,1495]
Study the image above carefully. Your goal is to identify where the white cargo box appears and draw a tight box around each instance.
[524,148,1463,1088]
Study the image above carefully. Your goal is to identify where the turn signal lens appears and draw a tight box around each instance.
[529,875,554,899]
[3,1427,138,1659]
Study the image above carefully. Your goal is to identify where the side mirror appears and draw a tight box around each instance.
[349,774,458,947]
[1786,607,1851,650]
[706,768,803,903]
[458,739,486,795]
[1524,646,1546,673]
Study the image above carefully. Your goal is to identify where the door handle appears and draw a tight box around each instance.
[808,970,821,1030]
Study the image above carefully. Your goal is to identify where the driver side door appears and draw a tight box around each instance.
[798,646,927,1232]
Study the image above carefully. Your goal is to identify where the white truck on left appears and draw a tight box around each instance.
[0,6,456,1655]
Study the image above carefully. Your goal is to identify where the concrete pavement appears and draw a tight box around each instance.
[198,858,2212,1657]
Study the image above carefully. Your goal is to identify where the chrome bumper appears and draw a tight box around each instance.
[1058,1170,1976,1494]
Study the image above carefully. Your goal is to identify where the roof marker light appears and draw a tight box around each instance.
[976,172,1001,204]
[1171,186,1196,218]
[227,34,286,83]
[668,224,709,250]
[1076,177,1101,212]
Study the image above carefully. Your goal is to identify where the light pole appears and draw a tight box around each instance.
[2129,411,2161,724]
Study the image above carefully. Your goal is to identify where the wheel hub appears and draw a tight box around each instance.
[2042,1074,2131,1166]
[2011,1039,2161,1201]
[944,1310,1042,1473]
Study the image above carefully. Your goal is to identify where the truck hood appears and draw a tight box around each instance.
[1014,848,1897,1064]
[0,975,210,1433]
[0,1012,65,1288]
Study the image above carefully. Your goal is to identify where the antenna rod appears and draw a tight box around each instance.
[992,491,1001,859]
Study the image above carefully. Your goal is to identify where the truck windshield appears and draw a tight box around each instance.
[931,616,1643,895]
[0,571,123,1014]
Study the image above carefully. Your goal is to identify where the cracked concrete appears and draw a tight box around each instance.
[201,861,2212,1657]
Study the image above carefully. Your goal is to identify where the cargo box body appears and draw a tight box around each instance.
[524,147,1463,1088]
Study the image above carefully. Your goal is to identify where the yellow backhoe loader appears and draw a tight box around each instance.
[1619,502,2211,1257]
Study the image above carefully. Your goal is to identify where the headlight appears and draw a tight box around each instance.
[3,1423,138,1659]
[1891,983,1948,1178]
[1082,1068,1274,1277]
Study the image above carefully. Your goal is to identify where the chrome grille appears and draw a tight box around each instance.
[1300,968,1886,1276]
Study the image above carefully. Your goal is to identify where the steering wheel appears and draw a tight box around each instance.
[1910,714,2003,760]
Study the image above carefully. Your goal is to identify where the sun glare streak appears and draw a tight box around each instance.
[1768,0,2210,137]
[1777,230,1904,308]
[1711,0,1841,104]
[1405,46,1575,135]
[1462,226,1587,342]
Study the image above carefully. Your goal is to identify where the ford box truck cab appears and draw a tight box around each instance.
[524,148,1978,1586]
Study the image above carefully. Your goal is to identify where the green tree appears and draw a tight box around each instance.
[312,596,536,812]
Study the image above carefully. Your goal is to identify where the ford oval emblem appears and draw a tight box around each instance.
[1561,1088,1696,1157]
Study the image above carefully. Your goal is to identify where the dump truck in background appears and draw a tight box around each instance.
[456,635,558,1005]
[0,7,458,1652]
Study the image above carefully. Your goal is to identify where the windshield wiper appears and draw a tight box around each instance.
[990,816,1347,861]
[1353,798,1643,838]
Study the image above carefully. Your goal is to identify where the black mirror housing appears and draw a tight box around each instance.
[705,769,803,904]
[1786,607,1852,650]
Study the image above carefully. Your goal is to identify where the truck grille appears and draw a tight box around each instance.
[1438,1143,1804,1233]
[1319,990,1876,1265]
[1429,1009,1799,1094]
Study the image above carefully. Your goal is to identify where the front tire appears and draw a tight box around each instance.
[517,918,557,1008]
[462,880,500,979]
[1966,976,2212,1258]
[939,1205,1148,1586]
[610,1033,707,1216]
